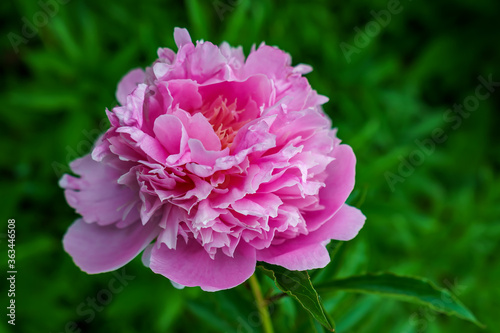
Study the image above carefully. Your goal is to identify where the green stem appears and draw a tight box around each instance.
[248,273,274,333]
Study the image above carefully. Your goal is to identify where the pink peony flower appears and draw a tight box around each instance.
[60,28,365,291]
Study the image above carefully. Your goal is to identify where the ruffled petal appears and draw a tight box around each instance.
[59,154,139,226]
[256,204,365,270]
[244,45,291,80]
[301,144,356,231]
[116,68,145,105]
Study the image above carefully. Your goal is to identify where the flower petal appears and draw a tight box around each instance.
[174,27,192,49]
[153,114,187,155]
[116,68,145,106]
[256,204,365,270]
[257,242,330,271]
[313,204,366,241]
[244,45,291,80]
[146,239,256,291]
[63,219,159,274]
[301,144,356,231]
[59,154,139,226]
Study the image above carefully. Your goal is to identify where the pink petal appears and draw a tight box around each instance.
[116,68,145,106]
[301,144,356,232]
[183,113,221,151]
[188,41,228,84]
[153,114,187,155]
[113,83,147,128]
[63,219,160,274]
[311,204,366,241]
[232,116,277,154]
[157,47,176,64]
[198,75,272,111]
[116,126,169,164]
[167,79,203,113]
[293,64,313,74]
[244,45,291,80]
[59,154,139,226]
[231,193,282,218]
[191,200,222,228]
[256,204,365,270]
[157,205,183,249]
[174,27,192,49]
[146,239,256,291]
[188,139,228,166]
[257,242,330,271]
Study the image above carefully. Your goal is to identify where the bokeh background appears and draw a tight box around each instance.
[1,0,499,332]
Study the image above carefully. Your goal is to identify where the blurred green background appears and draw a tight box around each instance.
[1,0,499,332]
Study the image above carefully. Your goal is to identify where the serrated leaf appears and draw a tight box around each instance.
[258,262,334,332]
[315,272,484,328]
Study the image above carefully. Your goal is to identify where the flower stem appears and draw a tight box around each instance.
[248,273,274,333]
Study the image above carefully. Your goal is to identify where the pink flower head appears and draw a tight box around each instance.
[60,28,365,291]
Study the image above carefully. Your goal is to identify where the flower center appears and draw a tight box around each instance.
[200,96,248,150]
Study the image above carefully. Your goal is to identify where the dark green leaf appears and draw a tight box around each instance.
[258,262,334,332]
[315,273,484,328]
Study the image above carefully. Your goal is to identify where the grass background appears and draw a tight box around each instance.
[1,0,499,332]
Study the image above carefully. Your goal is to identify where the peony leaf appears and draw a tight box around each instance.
[258,262,334,332]
[315,272,484,328]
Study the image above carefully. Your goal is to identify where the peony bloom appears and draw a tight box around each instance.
[61,28,365,291]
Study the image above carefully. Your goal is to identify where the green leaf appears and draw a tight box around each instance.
[258,262,334,332]
[315,272,484,328]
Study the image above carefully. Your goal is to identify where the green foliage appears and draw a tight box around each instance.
[1,0,499,332]
[316,272,483,327]
[259,263,334,331]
